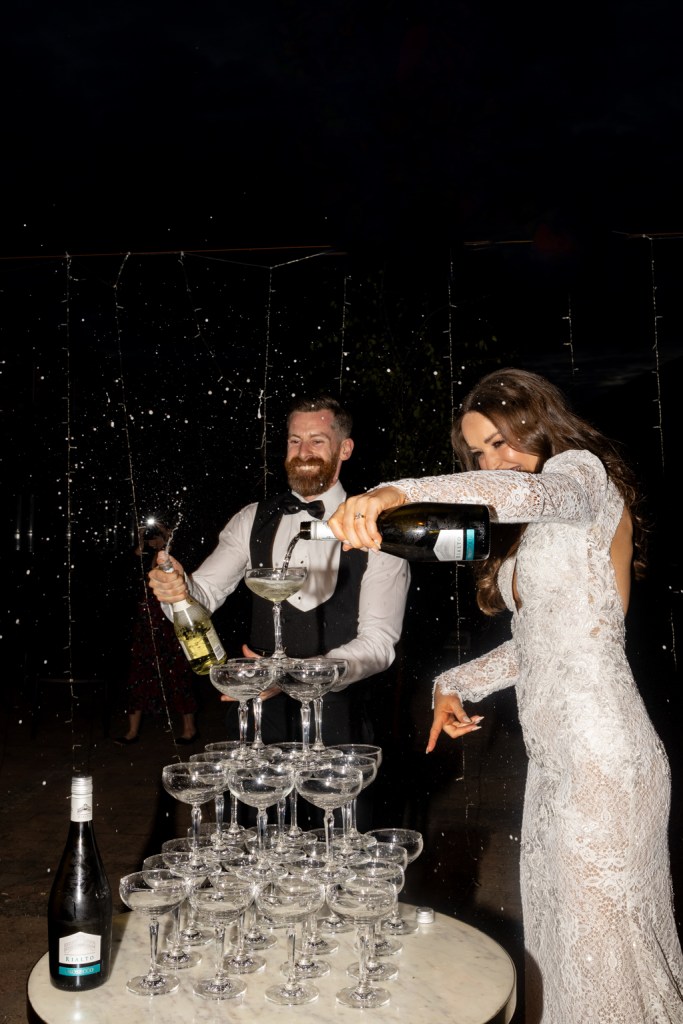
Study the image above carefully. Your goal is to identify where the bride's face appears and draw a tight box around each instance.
[461,411,539,473]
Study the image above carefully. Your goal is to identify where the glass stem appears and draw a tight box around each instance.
[368,922,381,969]
[272,601,284,657]
[147,918,162,981]
[228,793,241,835]
[214,793,224,838]
[256,808,268,859]
[300,703,311,754]
[341,801,352,838]
[288,790,299,835]
[313,697,324,747]
[351,797,359,833]
[214,923,227,982]
[285,923,298,989]
[357,924,372,995]
[238,701,249,752]
[323,808,335,863]
[277,798,286,841]
[253,696,264,747]
[191,803,202,851]
[170,903,181,950]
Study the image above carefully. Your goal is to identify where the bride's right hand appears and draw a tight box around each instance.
[328,485,408,551]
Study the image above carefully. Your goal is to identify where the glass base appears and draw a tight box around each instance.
[223,951,267,974]
[265,981,319,1005]
[336,983,391,1008]
[347,959,398,982]
[243,930,278,950]
[126,973,179,996]
[289,957,331,979]
[382,917,418,935]
[371,935,402,956]
[193,976,247,1000]
[303,934,339,956]
[320,915,353,934]
[158,947,201,970]
[179,926,213,946]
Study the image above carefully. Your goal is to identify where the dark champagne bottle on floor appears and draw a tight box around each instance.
[158,552,227,675]
[299,502,490,562]
[47,776,112,990]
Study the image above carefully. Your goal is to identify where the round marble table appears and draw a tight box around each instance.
[28,907,516,1024]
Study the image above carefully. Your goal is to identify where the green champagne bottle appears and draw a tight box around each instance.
[298,502,490,562]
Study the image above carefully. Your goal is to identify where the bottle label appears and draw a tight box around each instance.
[180,626,225,661]
[57,932,102,976]
[70,795,93,823]
[433,529,476,561]
[309,521,336,541]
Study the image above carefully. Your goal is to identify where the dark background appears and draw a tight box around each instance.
[1,1,683,252]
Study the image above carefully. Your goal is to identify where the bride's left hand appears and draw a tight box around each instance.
[426,690,483,752]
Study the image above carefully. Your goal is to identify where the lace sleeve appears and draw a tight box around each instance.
[384,449,608,525]
[434,638,521,706]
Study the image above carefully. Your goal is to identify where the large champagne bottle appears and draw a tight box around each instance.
[159,552,227,675]
[299,502,490,562]
[171,598,227,675]
[47,776,112,991]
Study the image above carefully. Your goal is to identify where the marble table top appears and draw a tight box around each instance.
[28,907,516,1024]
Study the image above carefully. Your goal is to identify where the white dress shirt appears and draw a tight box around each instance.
[182,481,410,689]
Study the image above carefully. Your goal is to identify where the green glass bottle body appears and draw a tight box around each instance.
[47,776,112,991]
[298,502,490,562]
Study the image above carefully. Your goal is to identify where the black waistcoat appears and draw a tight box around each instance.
[248,493,368,657]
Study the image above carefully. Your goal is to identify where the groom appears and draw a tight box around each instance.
[148,394,410,748]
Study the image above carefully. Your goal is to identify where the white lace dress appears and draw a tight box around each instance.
[388,450,683,1023]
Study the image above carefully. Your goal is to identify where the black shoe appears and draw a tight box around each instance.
[175,733,199,745]
[114,735,139,745]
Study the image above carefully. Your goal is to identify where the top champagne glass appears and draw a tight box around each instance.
[244,567,307,659]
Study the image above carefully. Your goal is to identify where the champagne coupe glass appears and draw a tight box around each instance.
[161,760,227,857]
[294,765,363,867]
[288,853,353,958]
[119,869,187,996]
[259,748,321,852]
[366,827,424,935]
[160,836,216,946]
[210,660,282,761]
[220,888,268,975]
[345,858,405,968]
[279,657,347,758]
[221,849,277,955]
[326,877,397,1008]
[329,743,383,772]
[189,872,253,1000]
[189,750,242,854]
[311,660,347,751]
[272,742,318,838]
[141,853,203,970]
[205,739,272,838]
[244,566,308,659]
[256,877,326,1005]
[226,763,295,874]
[327,752,378,852]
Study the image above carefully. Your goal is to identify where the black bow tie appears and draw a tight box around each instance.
[279,494,325,520]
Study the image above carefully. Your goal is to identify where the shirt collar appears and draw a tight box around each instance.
[290,480,346,515]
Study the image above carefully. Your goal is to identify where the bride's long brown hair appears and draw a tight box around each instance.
[451,368,647,615]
